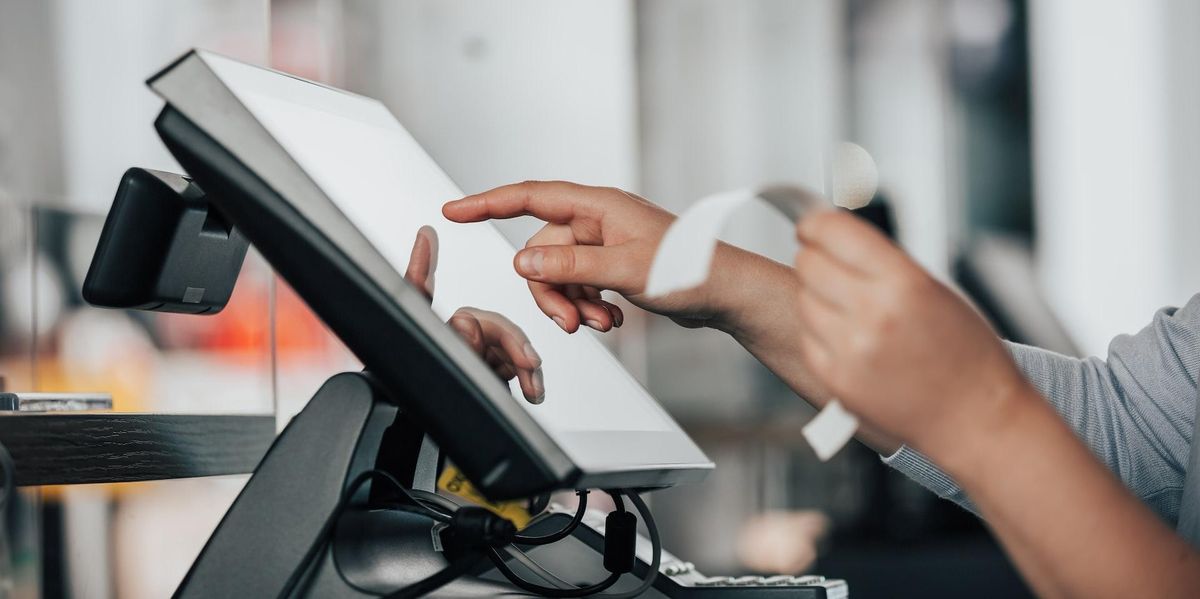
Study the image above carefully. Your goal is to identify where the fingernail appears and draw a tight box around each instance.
[523,342,542,367]
[531,368,545,404]
[517,249,543,277]
[552,316,568,331]
[613,310,624,328]
[585,319,604,331]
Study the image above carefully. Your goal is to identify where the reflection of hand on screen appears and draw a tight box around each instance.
[448,308,544,404]
[403,226,545,404]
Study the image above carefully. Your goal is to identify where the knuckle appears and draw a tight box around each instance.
[871,293,904,335]
[515,180,543,202]
[600,186,632,202]
[848,329,879,357]
[878,285,906,313]
[546,248,577,276]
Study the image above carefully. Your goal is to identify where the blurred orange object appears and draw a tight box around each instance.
[155,263,271,359]
[272,277,343,356]
[736,510,832,575]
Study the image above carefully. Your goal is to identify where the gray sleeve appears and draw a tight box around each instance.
[883,293,1200,522]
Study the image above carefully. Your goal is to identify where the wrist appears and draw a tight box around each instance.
[703,244,798,339]
[917,374,1044,480]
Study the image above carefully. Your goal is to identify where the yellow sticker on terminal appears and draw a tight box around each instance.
[438,464,533,529]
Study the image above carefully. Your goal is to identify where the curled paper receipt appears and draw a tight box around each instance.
[642,185,828,298]
[644,147,877,460]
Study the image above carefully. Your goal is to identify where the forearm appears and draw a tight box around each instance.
[932,387,1200,599]
[706,244,902,454]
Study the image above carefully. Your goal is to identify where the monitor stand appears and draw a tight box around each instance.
[173,371,519,598]
[170,372,849,599]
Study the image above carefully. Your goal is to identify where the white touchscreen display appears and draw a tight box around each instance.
[196,54,706,471]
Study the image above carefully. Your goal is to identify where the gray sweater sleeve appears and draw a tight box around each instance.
[883,293,1200,523]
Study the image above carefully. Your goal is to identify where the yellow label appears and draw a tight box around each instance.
[438,464,532,529]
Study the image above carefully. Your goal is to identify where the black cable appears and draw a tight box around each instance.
[601,491,661,599]
[280,469,451,598]
[527,492,552,516]
[513,489,589,545]
[489,489,622,595]
[486,489,662,598]
[355,470,452,522]
[405,488,465,515]
[606,489,625,513]
[288,480,661,599]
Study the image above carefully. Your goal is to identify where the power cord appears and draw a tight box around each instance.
[407,486,589,546]
[280,469,455,597]
[513,489,589,545]
[349,470,453,522]
[405,488,462,515]
[289,478,661,599]
[383,506,516,599]
[486,489,662,598]
[601,491,661,599]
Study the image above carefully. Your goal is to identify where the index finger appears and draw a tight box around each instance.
[442,180,601,224]
[795,211,906,276]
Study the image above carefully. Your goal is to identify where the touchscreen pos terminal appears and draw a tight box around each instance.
[86,50,846,597]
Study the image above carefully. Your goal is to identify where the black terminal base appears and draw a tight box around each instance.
[173,370,841,598]
[173,371,519,598]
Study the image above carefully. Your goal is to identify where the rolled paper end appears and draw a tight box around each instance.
[830,142,878,210]
[801,399,860,461]
[756,184,831,222]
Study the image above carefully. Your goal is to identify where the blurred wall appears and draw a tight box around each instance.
[341,0,640,245]
[0,0,269,211]
[638,0,844,416]
[637,0,848,570]
[852,0,955,277]
[1030,0,1200,355]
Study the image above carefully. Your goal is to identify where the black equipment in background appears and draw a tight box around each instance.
[83,167,248,315]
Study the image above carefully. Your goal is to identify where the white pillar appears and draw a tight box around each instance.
[1029,0,1200,356]
[0,0,269,212]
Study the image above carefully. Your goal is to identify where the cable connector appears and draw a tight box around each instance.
[441,506,517,552]
[603,511,637,574]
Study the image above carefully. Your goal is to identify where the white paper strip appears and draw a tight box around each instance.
[644,143,878,461]
[801,399,860,461]
[643,185,830,299]
[643,190,756,298]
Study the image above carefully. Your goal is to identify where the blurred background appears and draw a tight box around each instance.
[0,0,1198,597]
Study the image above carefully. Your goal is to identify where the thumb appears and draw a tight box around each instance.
[514,244,638,292]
